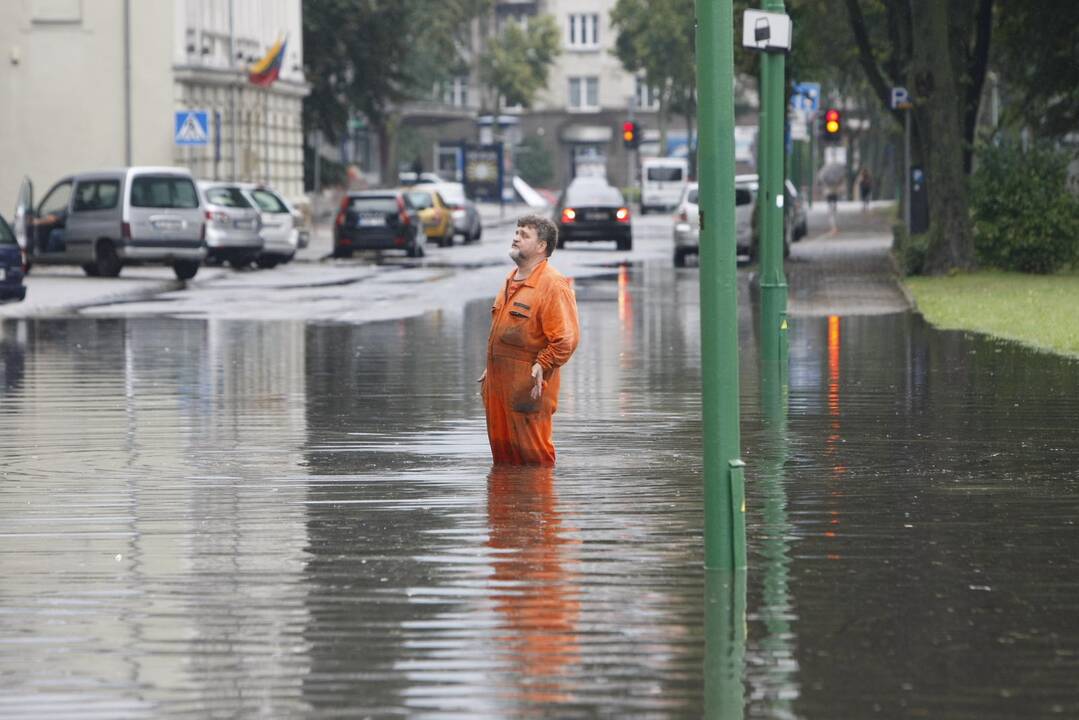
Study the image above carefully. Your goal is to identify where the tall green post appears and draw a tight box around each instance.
[696,0,745,571]
[758,0,789,382]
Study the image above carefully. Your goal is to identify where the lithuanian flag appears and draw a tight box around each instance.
[249,36,287,87]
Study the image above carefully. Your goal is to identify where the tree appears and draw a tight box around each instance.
[478,14,561,134]
[610,0,697,156]
[303,0,489,180]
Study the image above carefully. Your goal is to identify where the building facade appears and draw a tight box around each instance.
[0,0,307,208]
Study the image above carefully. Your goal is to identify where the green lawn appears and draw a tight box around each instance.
[905,270,1079,358]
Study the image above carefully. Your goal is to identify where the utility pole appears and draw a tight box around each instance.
[758,0,790,393]
[696,0,746,572]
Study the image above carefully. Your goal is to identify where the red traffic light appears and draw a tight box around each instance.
[622,121,636,143]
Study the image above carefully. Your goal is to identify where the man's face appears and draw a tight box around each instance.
[509,224,545,263]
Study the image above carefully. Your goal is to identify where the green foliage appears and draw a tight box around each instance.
[896,228,930,276]
[479,15,560,109]
[610,0,695,107]
[514,135,554,188]
[970,142,1079,274]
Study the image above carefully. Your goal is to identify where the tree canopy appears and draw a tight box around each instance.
[478,14,561,111]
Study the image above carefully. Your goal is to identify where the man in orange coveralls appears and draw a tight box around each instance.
[478,215,579,465]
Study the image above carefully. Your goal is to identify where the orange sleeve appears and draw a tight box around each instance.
[535,279,580,371]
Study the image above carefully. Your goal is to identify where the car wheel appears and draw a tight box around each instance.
[407,242,423,258]
[440,229,453,247]
[256,256,279,269]
[673,248,687,267]
[173,260,199,281]
[94,239,122,277]
[333,248,353,259]
[82,263,100,277]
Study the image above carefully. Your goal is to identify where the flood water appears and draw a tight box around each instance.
[2,265,1078,718]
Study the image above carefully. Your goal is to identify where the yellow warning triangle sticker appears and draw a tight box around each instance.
[780,319,788,330]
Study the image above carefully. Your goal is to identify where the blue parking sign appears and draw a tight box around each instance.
[174,111,209,146]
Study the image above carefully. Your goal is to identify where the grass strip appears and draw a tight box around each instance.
[905,270,1079,358]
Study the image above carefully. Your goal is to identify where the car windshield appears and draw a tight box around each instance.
[206,187,252,208]
[130,176,199,209]
[407,192,433,209]
[647,166,684,182]
[0,215,15,245]
[349,197,398,213]
[249,189,289,213]
[435,184,465,205]
[565,183,624,207]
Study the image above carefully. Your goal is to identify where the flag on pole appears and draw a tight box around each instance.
[248,36,287,87]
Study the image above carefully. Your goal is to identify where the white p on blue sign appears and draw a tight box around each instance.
[174,110,209,146]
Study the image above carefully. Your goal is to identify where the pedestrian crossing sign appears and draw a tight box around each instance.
[174,110,209,146]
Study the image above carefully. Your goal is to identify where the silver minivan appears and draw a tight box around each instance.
[198,182,263,268]
[14,167,206,280]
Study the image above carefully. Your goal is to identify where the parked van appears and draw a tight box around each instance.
[640,157,689,214]
[14,167,205,280]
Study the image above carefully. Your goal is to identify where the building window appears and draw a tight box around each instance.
[440,77,470,108]
[567,13,599,48]
[568,76,599,111]
[636,77,662,110]
[32,0,81,23]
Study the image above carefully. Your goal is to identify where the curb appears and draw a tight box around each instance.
[887,249,918,312]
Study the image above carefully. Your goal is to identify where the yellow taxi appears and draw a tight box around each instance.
[403,185,455,247]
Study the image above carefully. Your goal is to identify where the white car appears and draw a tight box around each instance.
[672,180,755,266]
[235,183,308,268]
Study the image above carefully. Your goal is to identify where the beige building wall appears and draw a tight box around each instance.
[0,0,307,209]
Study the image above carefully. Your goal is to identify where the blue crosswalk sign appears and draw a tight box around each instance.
[174,111,209,146]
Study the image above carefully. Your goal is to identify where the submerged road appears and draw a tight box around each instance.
[5,204,1075,718]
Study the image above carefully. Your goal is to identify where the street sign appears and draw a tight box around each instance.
[792,81,820,112]
[891,86,911,110]
[742,10,792,53]
[174,110,209,146]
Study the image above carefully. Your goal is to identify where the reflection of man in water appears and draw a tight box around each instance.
[487,465,579,702]
[478,215,579,465]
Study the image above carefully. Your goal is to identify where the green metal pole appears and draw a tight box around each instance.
[758,0,789,384]
[696,0,744,571]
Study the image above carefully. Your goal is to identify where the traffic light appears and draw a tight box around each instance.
[822,108,841,141]
[622,120,640,149]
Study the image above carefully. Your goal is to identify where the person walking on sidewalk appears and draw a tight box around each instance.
[857,167,873,211]
[478,215,579,465]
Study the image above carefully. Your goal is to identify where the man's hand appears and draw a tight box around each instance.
[530,363,544,400]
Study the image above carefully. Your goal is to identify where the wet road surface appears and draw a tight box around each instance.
[2,258,1079,717]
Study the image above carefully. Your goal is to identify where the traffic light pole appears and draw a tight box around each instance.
[758,0,789,390]
[696,0,746,571]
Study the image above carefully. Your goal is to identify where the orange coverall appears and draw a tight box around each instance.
[483,260,579,465]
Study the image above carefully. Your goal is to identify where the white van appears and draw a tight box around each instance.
[640,157,689,214]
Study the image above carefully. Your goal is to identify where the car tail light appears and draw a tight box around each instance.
[396,196,411,225]
[616,207,631,223]
[561,208,576,223]
[121,221,132,240]
[206,210,229,224]
[336,196,349,227]
[675,209,688,222]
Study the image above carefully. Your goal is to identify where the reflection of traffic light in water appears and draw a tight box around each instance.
[487,466,580,702]
[825,315,844,560]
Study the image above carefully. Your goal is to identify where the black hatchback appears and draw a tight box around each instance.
[0,213,26,303]
[555,177,633,251]
[333,191,424,258]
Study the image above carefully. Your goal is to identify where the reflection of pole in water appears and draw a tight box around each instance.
[756,354,800,713]
[487,466,580,704]
[825,315,845,560]
[704,569,746,719]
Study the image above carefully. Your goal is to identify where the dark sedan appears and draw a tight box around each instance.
[554,178,632,251]
[333,191,424,258]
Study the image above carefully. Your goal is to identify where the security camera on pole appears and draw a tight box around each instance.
[743,4,793,389]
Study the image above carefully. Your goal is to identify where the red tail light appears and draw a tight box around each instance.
[616,207,631,223]
[561,208,576,223]
[121,222,132,239]
[336,195,349,227]
[397,196,411,225]
[676,209,688,222]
